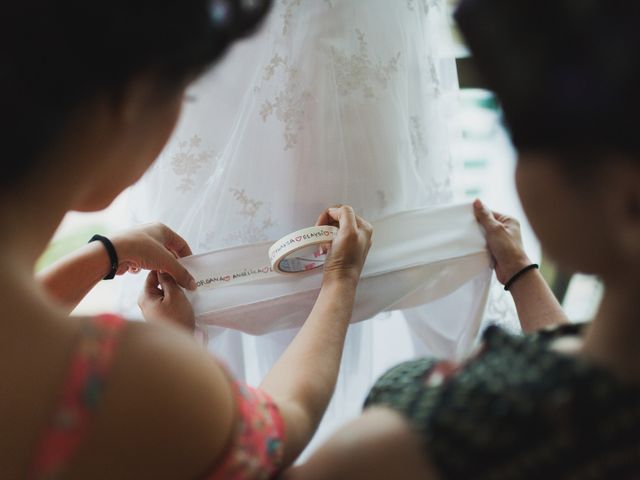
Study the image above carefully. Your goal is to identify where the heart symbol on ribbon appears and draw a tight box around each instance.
[223,275,231,282]
[295,236,302,242]
[324,231,330,236]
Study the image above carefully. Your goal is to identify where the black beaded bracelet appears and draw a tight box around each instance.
[89,234,119,280]
[504,263,539,291]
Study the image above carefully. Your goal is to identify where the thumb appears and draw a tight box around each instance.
[473,199,500,230]
[143,270,163,299]
[157,272,183,300]
[138,270,162,311]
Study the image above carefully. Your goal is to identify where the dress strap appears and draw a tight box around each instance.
[28,314,125,480]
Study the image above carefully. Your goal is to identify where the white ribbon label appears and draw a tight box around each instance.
[195,265,274,289]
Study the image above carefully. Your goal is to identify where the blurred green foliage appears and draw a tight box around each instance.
[36,224,107,272]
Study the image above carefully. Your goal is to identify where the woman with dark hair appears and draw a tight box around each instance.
[0,1,372,478]
[285,0,640,478]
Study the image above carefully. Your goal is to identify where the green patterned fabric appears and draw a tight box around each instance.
[365,324,640,479]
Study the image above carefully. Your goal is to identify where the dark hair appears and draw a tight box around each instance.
[0,0,271,186]
[454,0,640,166]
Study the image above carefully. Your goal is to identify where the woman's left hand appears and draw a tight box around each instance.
[110,223,197,291]
[138,270,195,331]
[472,200,531,285]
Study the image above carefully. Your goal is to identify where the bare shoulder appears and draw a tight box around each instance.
[284,407,441,480]
[69,320,236,479]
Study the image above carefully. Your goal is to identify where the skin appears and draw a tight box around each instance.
[285,155,640,478]
[472,199,568,334]
[516,155,640,383]
[37,223,198,316]
[0,71,373,478]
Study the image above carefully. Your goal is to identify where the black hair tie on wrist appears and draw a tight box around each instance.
[504,263,539,291]
[89,234,119,280]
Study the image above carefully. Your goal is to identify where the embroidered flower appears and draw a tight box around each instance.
[170,135,218,192]
[331,29,401,99]
[258,54,313,150]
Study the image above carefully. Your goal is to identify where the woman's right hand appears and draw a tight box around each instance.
[138,270,195,332]
[473,199,532,285]
[316,205,373,285]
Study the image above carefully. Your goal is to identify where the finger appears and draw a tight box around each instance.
[490,210,508,219]
[163,228,193,258]
[355,215,373,232]
[153,247,198,291]
[493,213,520,229]
[315,210,333,227]
[142,270,163,299]
[157,272,182,300]
[473,199,500,229]
[316,204,343,227]
[490,210,511,222]
[328,205,357,232]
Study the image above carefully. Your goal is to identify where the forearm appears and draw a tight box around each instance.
[36,241,111,313]
[509,269,569,334]
[260,277,358,464]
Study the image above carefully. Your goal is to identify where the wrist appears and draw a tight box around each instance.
[321,271,360,289]
[88,234,119,280]
[506,265,541,295]
[109,234,141,274]
[500,254,532,281]
[108,233,128,260]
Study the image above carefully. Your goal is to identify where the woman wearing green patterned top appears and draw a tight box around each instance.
[284,0,640,478]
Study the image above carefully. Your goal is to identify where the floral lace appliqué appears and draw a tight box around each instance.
[424,172,453,205]
[410,115,429,165]
[406,0,441,13]
[258,54,313,150]
[170,135,218,192]
[224,188,276,245]
[331,29,401,99]
[280,0,301,35]
[409,115,452,205]
[427,55,442,97]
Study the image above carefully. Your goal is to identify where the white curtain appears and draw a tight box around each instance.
[118,0,510,454]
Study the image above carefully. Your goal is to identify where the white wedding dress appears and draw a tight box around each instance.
[118,0,501,453]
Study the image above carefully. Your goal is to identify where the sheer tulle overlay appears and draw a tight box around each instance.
[118,0,501,454]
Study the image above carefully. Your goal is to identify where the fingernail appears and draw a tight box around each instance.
[189,278,198,290]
